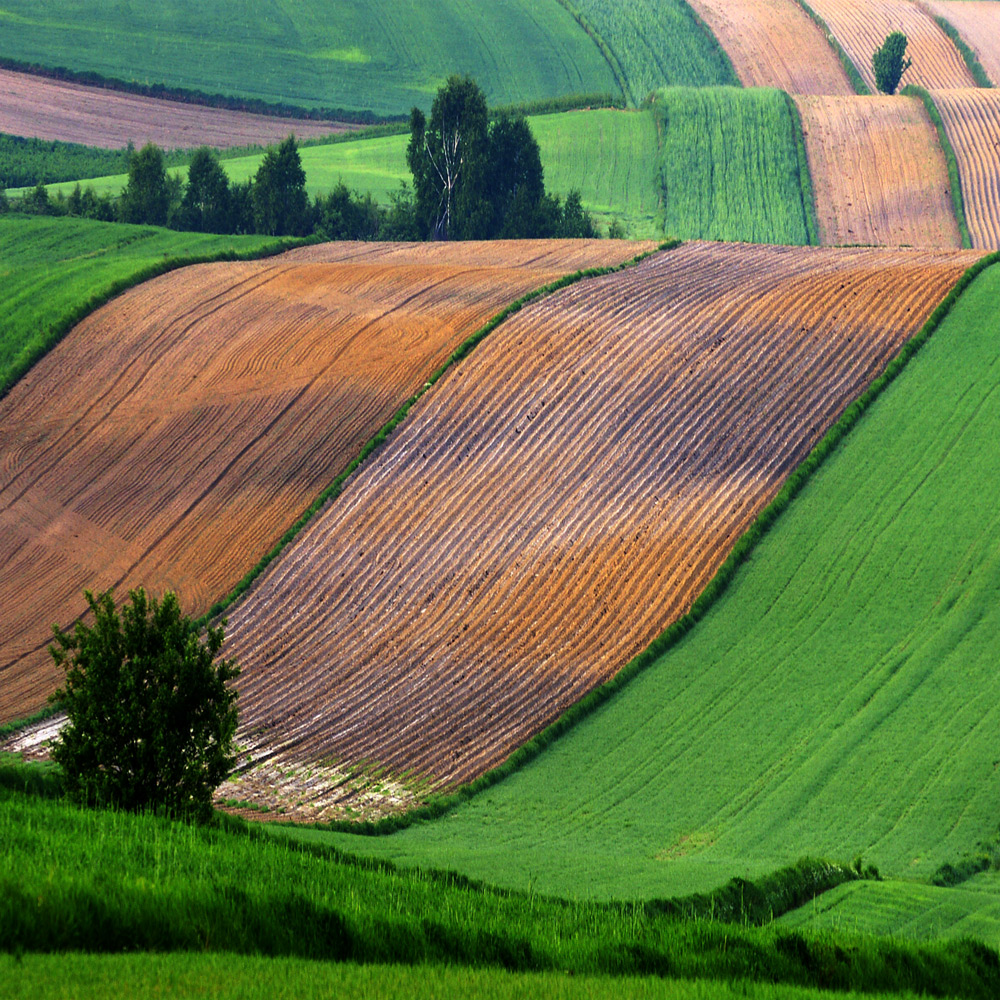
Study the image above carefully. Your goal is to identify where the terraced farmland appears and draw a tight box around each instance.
[310,255,997,900]
[796,95,961,246]
[930,88,1000,248]
[807,0,976,91]
[687,0,853,95]
[924,1,1000,87]
[221,242,977,806]
[0,68,351,150]
[0,239,647,724]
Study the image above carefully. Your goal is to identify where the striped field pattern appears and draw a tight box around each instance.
[923,1,1000,86]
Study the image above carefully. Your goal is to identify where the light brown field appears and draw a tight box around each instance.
[688,0,853,94]
[923,1,1000,86]
[808,0,976,91]
[0,68,353,150]
[931,88,1000,248]
[0,239,650,724]
[796,94,961,246]
[221,242,981,801]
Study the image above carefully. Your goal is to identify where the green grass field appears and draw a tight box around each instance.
[780,874,1000,949]
[0,215,285,396]
[563,0,738,104]
[294,262,1000,902]
[0,1,616,116]
[654,87,813,244]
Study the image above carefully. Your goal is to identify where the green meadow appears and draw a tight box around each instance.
[294,262,1000,904]
[0,0,615,116]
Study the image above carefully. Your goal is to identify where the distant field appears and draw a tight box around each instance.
[924,2,1000,87]
[310,258,998,900]
[0,215,281,396]
[560,0,738,103]
[653,87,812,244]
[780,874,1000,948]
[0,1,615,116]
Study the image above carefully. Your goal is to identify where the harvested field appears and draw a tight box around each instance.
[923,1,1000,86]
[222,242,980,800]
[0,239,648,724]
[0,68,352,150]
[931,88,1000,248]
[808,0,976,91]
[796,94,961,246]
[687,0,853,94]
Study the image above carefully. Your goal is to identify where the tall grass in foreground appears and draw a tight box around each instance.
[652,87,812,244]
[2,787,999,998]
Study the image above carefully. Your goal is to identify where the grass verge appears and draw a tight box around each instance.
[930,16,993,89]
[783,91,820,246]
[790,1,871,95]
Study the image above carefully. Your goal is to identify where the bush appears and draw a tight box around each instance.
[873,32,913,95]
[50,588,240,822]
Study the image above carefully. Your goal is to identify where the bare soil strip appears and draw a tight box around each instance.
[796,94,961,247]
[922,1,1000,86]
[221,242,981,805]
[0,68,353,150]
[808,0,976,92]
[931,88,1000,249]
[688,0,853,94]
[0,239,648,723]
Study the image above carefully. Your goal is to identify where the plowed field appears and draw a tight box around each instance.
[0,69,351,150]
[796,95,961,246]
[0,239,647,724]
[223,242,980,795]
[687,0,853,94]
[931,88,1000,248]
[808,0,976,91]
[923,1,1000,86]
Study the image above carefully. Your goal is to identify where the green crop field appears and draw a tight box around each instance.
[0,1,616,116]
[780,874,1000,949]
[295,262,1000,903]
[0,215,286,396]
[562,0,738,104]
[654,87,813,244]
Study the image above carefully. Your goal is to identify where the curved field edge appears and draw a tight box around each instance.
[783,93,820,247]
[902,86,973,248]
[929,14,993,89]
[195,242,676,629]
[296,248,998,837]
[0,221,312,400]
[790,0,870,95]
[553,0,630,105]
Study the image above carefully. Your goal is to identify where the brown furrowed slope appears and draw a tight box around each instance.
[0,239,648,723]
[808,0,976,91]
[932,88,1000,248]
[0,68,353,150]
[223,242,980,793]
[923,2,1000,86]
[687,0,853,94]
[797,95,961,246]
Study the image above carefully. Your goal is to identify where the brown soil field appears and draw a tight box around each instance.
[222,242,981,801]
[923,2,1000,86]
[0,68,353,150]
[688,0,853,94]
[808,0,976,91]
[796,94,961,246]
[0,239,650,724]
[931,88,1000,248]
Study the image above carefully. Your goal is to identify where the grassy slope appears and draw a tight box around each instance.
[562,0,738,104]
[779,873,1000,949]
[654,87,812,244]
[0,1,615,116]
[0,215,285,396]
[301,263,1000,900]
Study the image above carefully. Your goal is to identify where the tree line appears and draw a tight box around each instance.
[2,76,601,240]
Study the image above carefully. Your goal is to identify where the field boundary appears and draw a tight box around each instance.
[784,92,820,246]
[903,85,973,248]
[681,1,742,89]
[552,0,631,105]
[791,0,871,95]
[195,241,677,627]
[311,249,999,836]
[929,14,993,89]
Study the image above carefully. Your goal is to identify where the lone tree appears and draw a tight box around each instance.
[50,588,240,821]
[873,31,913,94]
